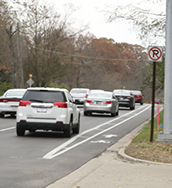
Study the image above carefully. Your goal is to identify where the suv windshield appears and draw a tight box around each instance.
[23,90,66,103]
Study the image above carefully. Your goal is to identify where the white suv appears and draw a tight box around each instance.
[16,87,80,137]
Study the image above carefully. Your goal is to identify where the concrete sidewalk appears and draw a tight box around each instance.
[47,121,172,188]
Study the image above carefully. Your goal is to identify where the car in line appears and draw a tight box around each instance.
[0,88,26,117]
[70,88,90,105]
[84,91,119,116]
[16,87,80,137]
[154,99,161,104]
[89,89,104,93]
[131,90,144,105]
[113,89,135,110]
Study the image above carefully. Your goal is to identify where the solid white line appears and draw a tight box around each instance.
[43,105,151,159]
[0,127,15,132]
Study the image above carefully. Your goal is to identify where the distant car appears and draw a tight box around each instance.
[131,90,143,105]
[70,88,90,104]
[155,99,161,104]
[0,89,26,117]
[89,89,104,93]
[113,89,135,110]
[16,87,80,137]
[84,91,119,116]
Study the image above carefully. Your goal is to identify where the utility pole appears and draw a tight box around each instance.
[157,0,172,141]
[17,22,24,88]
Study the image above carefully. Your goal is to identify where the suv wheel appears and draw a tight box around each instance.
[73,114,80,134]
[64,118,73,137]
[84,111,88,116]
[16,124,25,136]
[0,113,4,118]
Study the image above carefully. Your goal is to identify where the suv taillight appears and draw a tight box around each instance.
[85,94,88,98]
[53,102,67,108]
[19,100,32,106]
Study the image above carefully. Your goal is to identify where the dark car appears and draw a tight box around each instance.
[131,90,143,105]
[113,89,135,110]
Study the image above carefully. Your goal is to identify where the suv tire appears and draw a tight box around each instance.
[16,124,25,136]
[0,113,4,118]
[64,118,73,137]
[73,114,80,134]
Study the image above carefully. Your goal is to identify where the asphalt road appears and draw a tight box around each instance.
[0,103,154,188]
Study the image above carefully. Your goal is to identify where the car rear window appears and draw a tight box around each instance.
[132,91,142,95]
[71,89,88,94]
[89,92,112,98]
[113,90,131,95]
[5,90,26,97]
[22,90,66,103]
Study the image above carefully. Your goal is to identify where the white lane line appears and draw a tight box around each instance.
[43,106,147,159]
[104,134,118,138]
[0,127,15,132]
[43,105,148,158]
[43,105,151,159]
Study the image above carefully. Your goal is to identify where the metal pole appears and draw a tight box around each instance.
[164,0,172,134]
[150,61,156,142]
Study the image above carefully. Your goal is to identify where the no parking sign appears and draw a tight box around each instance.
[148,45,163,142]
[148,46,163,62]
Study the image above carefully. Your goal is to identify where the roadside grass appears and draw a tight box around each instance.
[125,108,172,163]
[133,108,164,143]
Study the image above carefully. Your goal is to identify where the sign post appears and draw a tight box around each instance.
[148,46,163,142]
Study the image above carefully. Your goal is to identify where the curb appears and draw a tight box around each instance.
[116,107,172,166]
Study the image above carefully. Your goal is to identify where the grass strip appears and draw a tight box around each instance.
[125,108,172,163]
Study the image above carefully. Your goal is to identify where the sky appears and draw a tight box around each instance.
[40,0,165,47]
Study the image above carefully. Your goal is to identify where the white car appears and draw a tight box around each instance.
[16,87,80,137]
[0,89,26,117]
[70,88,90,104]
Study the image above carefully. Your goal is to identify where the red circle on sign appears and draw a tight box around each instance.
[148,47,162,61]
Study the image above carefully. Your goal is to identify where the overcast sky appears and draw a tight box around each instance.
[40,0,165,46]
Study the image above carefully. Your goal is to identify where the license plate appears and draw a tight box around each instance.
[95,101,102,105]
[11,107,17,110]
[37,108,47,113]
